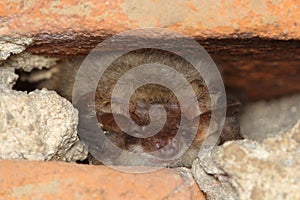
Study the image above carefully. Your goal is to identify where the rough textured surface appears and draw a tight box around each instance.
[1,52,58,72]
[192,121,300,200]
[0,62,87,161]
[0,66,18,90]
[209,39,300,101]
[240,94,300,141]
[192,146,238,200]
[1,1,300,100]
[0,0,299,39]
[0,88,87,162]
[0,37,32,61]
[0,160,205,200]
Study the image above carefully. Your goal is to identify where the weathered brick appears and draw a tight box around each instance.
[0,160,205,200]
[0,0,299,39]
[1,0,300,100]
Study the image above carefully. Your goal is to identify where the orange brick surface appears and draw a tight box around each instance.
[0,160,204,200]
[0,0,299,39]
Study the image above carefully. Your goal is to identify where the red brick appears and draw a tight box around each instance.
[0,0,299,39]
[0,160,205,200]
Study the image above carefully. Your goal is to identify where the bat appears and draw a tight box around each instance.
[72,50,242,167]
[45,49,242,167]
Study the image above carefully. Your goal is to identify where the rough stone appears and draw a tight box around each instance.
[240,94,300,141]
[0,37,32,61]
[1,52,59,72]
[0,160,205,200]
[192,121,300,200]
[192,146,238,200]
[0,52,86,162]
[0,67,18,90]
[0,88,87,162]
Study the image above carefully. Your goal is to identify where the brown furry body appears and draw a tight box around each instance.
[45,49,242,167]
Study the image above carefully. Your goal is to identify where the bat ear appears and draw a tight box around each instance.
[97,113,133,133]
[97,97,136,117]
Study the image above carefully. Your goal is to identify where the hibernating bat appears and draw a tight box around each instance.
[45,49,243,167]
